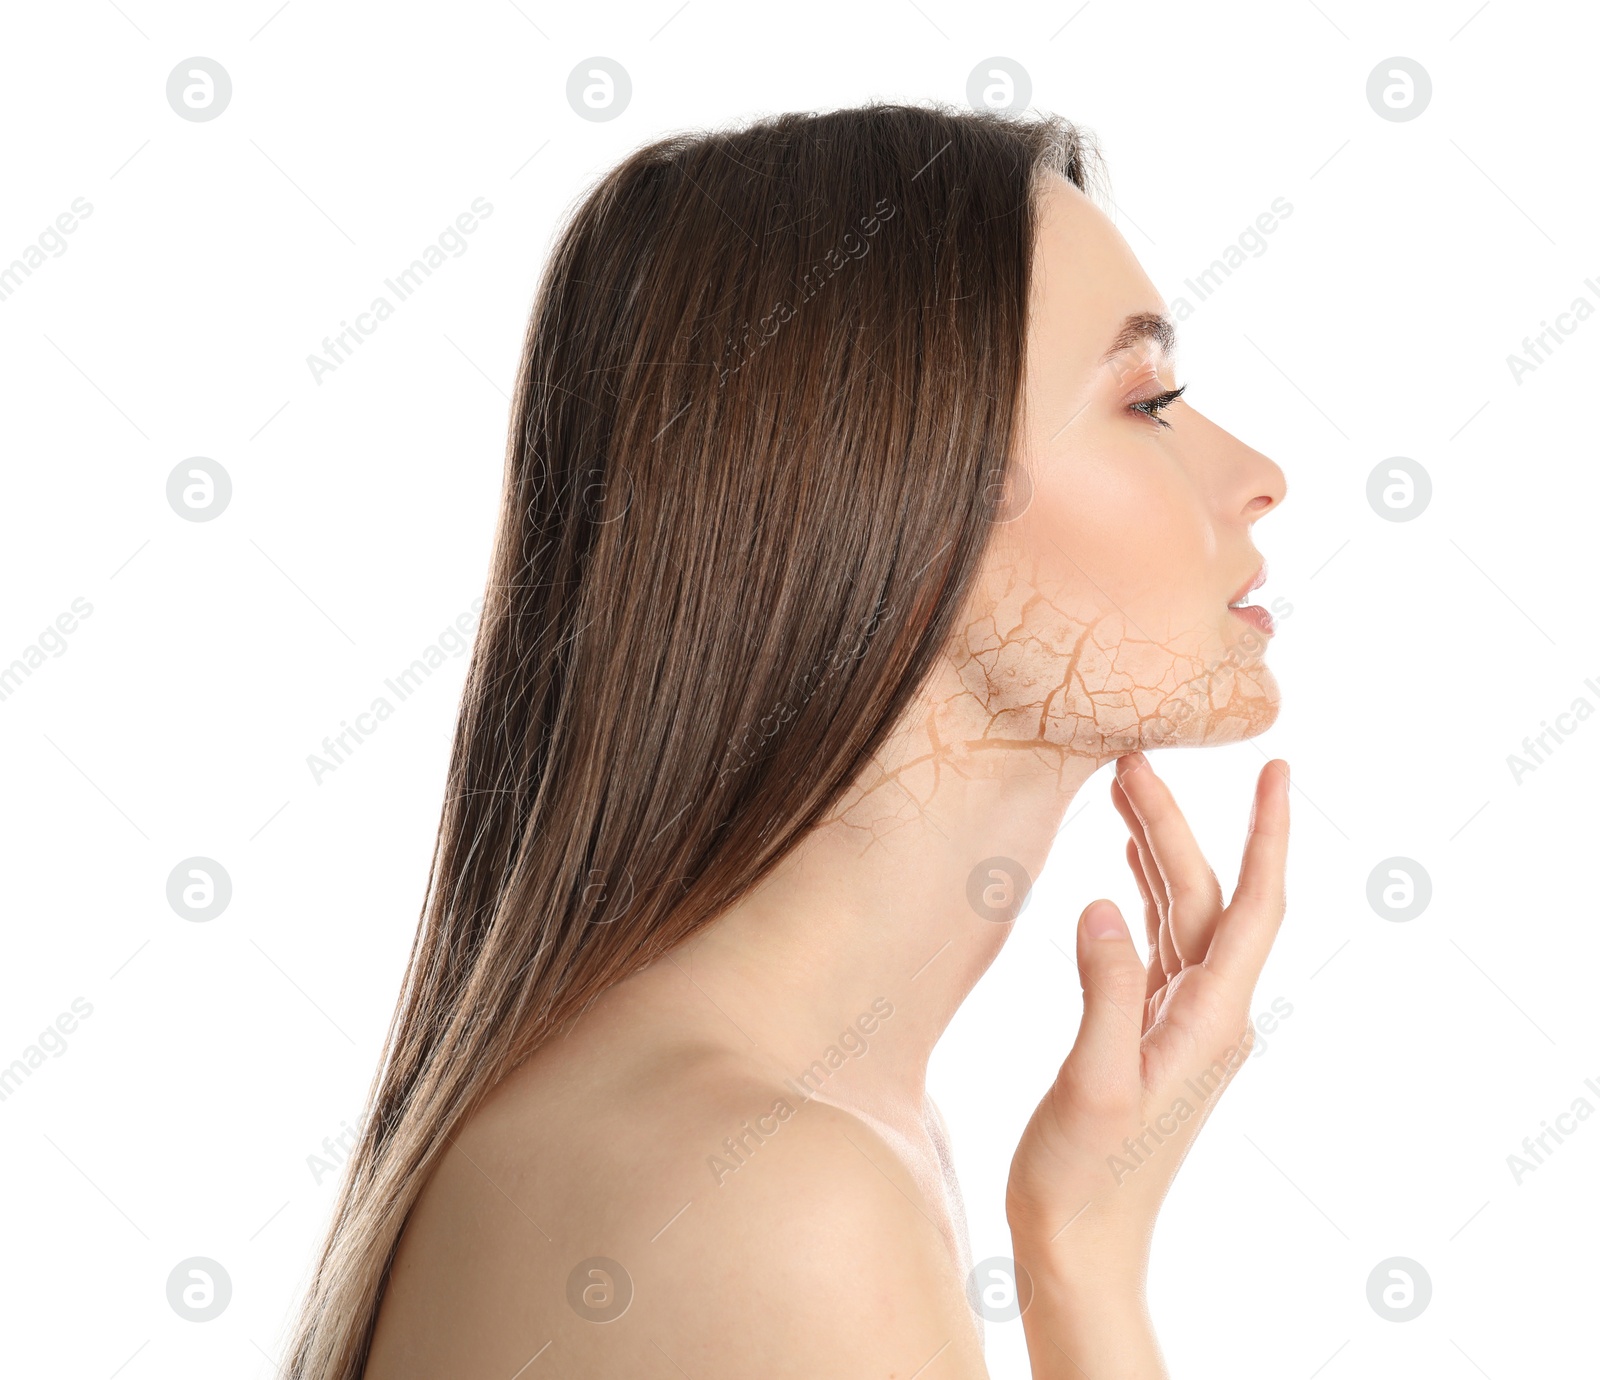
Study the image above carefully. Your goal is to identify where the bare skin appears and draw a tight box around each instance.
[365,174,1290,1379]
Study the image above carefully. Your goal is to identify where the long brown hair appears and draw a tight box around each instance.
[281,100,1102,1378]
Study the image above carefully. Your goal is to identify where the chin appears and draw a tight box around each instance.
[1142,660,1282,749]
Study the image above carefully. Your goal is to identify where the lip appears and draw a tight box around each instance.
[1228,602,1275,636]
[1226,560,1273,637]
[1227,561,1267,608]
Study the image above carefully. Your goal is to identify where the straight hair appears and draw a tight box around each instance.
[281,99,1103,1378]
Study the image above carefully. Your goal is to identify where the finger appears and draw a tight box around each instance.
[1109,775,1160,921]
[1056,900,1146,1109]
[1208,759,1291,983]
[1110,775,1179,979]
[1124,837,1165,1001]
[1114,752,1224,963]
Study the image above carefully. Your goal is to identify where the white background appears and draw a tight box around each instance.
[1,1,1595,1376]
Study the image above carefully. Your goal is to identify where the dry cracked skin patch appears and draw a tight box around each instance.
[821,540,1280,844]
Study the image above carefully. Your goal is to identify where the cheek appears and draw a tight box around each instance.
[1017,445,1215,640]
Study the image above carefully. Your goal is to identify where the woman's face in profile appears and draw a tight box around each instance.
[952,173,1290,760]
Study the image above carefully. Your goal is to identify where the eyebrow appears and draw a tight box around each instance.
[1101,311,1177,362]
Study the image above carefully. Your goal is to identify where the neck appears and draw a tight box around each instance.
[667,701,1108,1131]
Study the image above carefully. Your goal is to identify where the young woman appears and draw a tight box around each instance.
[282,101,1291,1378]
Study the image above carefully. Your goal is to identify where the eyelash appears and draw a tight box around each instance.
[1129,383,1186,430]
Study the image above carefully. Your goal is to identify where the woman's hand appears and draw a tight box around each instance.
[1006,751,1291,1378]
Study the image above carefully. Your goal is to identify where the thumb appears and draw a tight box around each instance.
[1057,900,1146,1107]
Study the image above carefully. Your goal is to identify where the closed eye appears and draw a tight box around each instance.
[1129,383,1186,430]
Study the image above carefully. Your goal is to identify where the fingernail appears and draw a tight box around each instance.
[1084,900,1125,939]
[1116,751,1147,779]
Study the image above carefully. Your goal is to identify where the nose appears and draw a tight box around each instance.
[1191,408,1287,522]
[1233,439,1286,523]
[1243,441,1286,521]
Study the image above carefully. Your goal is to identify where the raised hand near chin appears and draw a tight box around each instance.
[1005,753,1290,1378]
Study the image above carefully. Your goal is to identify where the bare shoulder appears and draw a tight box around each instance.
[640,1085,985,1375]
[364,1028,986,1379]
